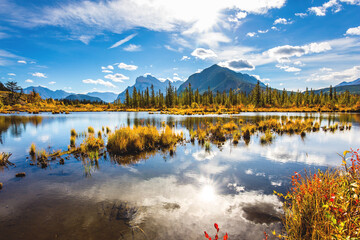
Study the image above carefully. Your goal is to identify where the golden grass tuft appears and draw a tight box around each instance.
[107,125,183,155]
[70,129,77,137]
[0,152,13,167]
[88,126,95,134]
[29,143,36,156]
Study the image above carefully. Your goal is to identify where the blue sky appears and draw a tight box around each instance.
[0,0,359,93]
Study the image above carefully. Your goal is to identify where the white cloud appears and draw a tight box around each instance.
[181,56,190,61]
[14,0,286,48]
[101,65,114,70]
[8,73,16,76]
[346,26,360,35]
[102,70,113,73]
[252,74,270,82]
[164,45,183,52]
[31,72,47,78]
[17,60,27,64]
[295,13,307,17]
[276,64,302,72]
[236,11,247,19]
[25,79,33,83]
[320,67,333,72]
[273,18,292,25]
[294,60,305,66]
[118,62,138,71]
[143,73,152,77]
[310,0,341,16]
[271,26,279,31]
[258,29,268,34]
[246,32,257,37]
[218,59,255,71]
[307,65,360,82]
[109,33,137,49]
[48,81,56,85]
[266,42,332,60]
[78,35,93,44]
[104,73,129,82]
[82,79,116,88]
[191,48,217,60]
[123,44,141,52]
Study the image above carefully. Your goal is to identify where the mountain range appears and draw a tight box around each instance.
[178,64,265,94]
[115,75,183,102]
[23,86,118,103]
[313,78,360,94]
[16,66,360,102]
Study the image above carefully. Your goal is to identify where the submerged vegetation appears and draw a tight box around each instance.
[274,150,360,239]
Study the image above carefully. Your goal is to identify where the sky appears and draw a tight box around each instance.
[0,0,359,94]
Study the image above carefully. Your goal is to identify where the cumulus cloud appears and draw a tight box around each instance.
[118,62,138,71]
[246,32,257,37]
[109,33,137,49]
[218,59,255,71]
[191,48,217,60]
[252,74,270,82]
[346,26,360,35]
[123,44,141,52]
[307,0,360,16]
[82,79,116,88]
[295,13,307,17]
[25,79,33,83]
[102,65,114,70]
[307,65,360,82]
[31,72,47,78]
[273,18,292,25]
[8,73,16,76]
[17,60,27,64]
[258,29,268,34]
[102,70,113,73]
[276,64,302,72]
[181,56,190,61]
[236,11,248,19]
[266,42,332,60]
[104,73,129,82]
[48,81,56,85]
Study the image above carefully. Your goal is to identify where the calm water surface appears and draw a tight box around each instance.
[0,112,360,240]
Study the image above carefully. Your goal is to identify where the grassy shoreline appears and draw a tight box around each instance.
[0,105,359,115]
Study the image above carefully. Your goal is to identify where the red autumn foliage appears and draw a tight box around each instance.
[204,223,228,240]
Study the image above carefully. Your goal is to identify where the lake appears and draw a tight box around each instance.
[0,112,359,240]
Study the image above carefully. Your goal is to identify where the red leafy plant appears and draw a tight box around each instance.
[204,223,228,240]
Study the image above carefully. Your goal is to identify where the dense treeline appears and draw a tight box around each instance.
[115,81,359,110]
[1,80,360,112]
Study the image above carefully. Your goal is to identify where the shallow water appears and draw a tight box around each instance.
[0,112,359,240]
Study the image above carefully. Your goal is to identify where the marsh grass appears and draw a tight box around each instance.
[70,129,77,137]
[275,150,360,239]
[70,136,76,147]
[260,130,274,144]
[29,143,36,156]
[88,126,94,134]
[0,152,13,167]
[205,141,211,152]
[107,125,183,156]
